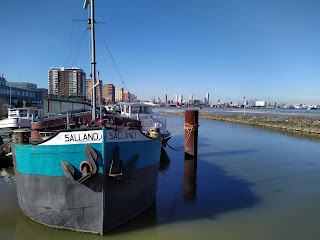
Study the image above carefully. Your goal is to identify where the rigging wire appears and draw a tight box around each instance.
[67,20,74,67]
[59,25,88,98]
[63,25,88,67]
[95,23,129,92]
[71,28,88,67]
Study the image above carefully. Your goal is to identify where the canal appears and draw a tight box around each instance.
[1,111,320,239]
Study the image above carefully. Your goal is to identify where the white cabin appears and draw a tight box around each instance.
[0,107,43,130]
[119,102,169,137]
[120,102,153,119]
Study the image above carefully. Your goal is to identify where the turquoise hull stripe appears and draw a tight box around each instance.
[15,143,104,176]
[14,137,161,176]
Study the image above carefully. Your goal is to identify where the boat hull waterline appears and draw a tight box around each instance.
[13,127,162,234]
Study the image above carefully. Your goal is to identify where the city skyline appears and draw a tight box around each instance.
[3,69,320,106]
[2,70,320,107]
[1,0,320,105]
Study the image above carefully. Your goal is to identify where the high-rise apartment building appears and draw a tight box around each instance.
[178,94,183,104]
[164,94,167,103]
[174,94,183,104]
[205,93,210,104]
[48,67,86,98]
[102,84,115,103]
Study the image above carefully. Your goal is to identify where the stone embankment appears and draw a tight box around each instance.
[160,110,320,135]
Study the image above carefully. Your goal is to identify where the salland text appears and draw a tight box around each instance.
[65,132,102,142]
[108,131,136,140]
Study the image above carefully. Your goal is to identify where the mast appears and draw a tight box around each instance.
[84,0,97,121]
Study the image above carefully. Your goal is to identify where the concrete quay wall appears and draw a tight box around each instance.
[160,110,320,135]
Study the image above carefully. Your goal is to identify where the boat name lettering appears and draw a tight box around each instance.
[64,132,102,142]
[108,131,136,140]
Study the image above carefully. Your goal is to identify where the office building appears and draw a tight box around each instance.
[6,82,37,90]
[255,100,266,107]
[0,74,43,105]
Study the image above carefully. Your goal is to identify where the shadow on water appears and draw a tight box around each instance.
[157,149,259,224]
[110,144,260,235]
[199,149,258,157]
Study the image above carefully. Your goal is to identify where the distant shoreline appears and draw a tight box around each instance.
[160,110,320,135]
[201,109,320,117]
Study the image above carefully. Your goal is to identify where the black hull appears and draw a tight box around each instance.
[14,163,160,234]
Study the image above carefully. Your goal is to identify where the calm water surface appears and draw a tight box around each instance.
[1,112,320,240]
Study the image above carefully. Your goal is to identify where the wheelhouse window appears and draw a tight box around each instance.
[19,110,28,118]
[131,106,152,114]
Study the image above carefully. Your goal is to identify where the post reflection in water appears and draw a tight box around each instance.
[183,153,197,202]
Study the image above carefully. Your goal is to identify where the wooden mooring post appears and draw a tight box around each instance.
[184,110,199,158]
[183,110,199,201]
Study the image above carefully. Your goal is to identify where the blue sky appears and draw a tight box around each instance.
[1,0,320,104]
